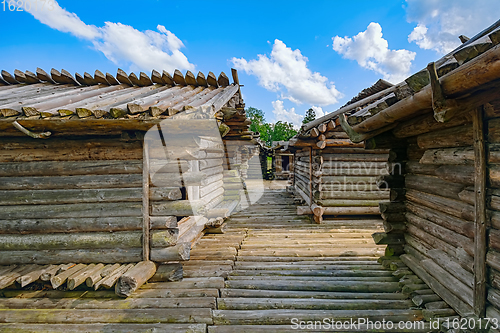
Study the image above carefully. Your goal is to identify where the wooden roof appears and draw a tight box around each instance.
[0,68,244,137]
[297,19,500,143]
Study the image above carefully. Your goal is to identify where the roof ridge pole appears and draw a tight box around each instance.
[473,105,487,317]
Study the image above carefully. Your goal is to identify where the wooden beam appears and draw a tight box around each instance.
[162,71,174,85]
[116,69,133,86]
[1,70,19,84]
[36,68,55,84]
[185,70,197,86]
[143,139,150,261]
[173,69,186,86]
[207,72,218,87]
[196,72,208,87]
[94,70,110,86]
[106,73,120,85]
[218,72,230,87]
[151,70,163,85]
[473,106,487,317]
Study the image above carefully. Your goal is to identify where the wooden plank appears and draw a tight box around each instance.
[473,106,487,316]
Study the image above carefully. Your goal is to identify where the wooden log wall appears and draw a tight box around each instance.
[293,127,390,223]
[148,136,226,260]
[0,137,145,264]
[391,100,500,319]
[370,133,408,259]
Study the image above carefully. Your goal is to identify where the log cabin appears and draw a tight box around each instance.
[289,80,393,223]
[311,20,500,320]
[0,67,256,293]
[272,141,294,180]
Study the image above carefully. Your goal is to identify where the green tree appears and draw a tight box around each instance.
[267,121,298,146]
[245,107,297,146]
[302,108,316,125]
[246,107,265,133]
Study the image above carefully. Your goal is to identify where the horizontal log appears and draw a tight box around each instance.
[0,323,207,333]
[316,199,380,207]
[406,202,474,239]
[150,243,190,262]
[149,187,182,201]
[320,176,377,185]
[150,171,207,187]
[406,223,459,258]
[0,144,142,162]
[322,207,380,215]
[150,229,179,247]
[406,212,474,255]
[0,188,142,205]
[0,160,142,177]
[0,231,142,252]
[0,217,144,234]
[0,202,142,219]
[0,308,213,324]
[416,124,472,149]
[321,154,389,163]
[150,263,183,282]
[0,248,142,265]
[318,190,389,200]
[427,249,473,288]
[405,174,466,200]
[149,216,178,230]
[406,189,474,222]
[401,254,473,317]
[421,258,473,307]
[393,110,473,138]
[0,174,142,190]
[151,200,206,216]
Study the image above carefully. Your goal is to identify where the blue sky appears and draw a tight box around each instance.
[1,0,499,126]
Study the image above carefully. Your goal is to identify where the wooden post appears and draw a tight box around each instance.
[473,106,487,317]
[308,147,313,207]
[142,139,150,261]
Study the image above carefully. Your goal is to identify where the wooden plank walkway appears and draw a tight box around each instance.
[0,181,437,332]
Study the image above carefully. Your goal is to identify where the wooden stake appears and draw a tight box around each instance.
[473,106,487,317]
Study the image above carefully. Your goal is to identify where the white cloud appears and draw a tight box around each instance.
[406,0,500,54]
[26,1,194,72]
[93,23,194,73]
[311,106,325,118]
[332,22,416,83]
[232,40,342,106]
[272,100,303,128]
[26,1,99,40]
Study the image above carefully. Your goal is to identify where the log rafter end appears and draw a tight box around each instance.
[12,121,51,139]
[427,62,460,123]
[339,113,396,143]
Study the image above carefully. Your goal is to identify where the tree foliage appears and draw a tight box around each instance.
[302,108,316,125]
[245,107,298,146]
